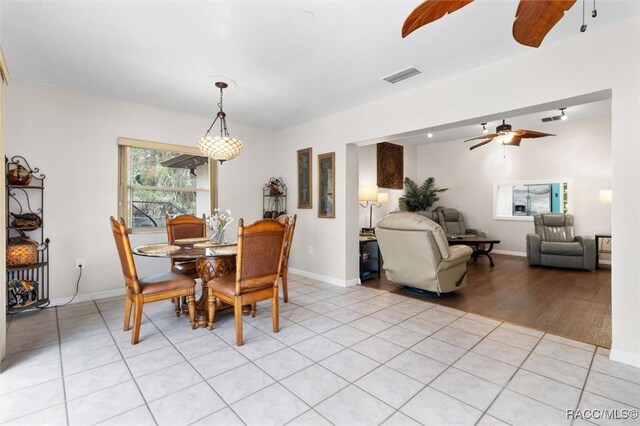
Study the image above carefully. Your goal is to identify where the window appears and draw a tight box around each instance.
[493,179,571,221]
[118,138,216,231]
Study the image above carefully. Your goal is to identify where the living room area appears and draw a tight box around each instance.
[1,1,640,425]
[355,95,613,348]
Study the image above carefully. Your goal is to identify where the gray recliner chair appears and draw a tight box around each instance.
[376,213,473,295]
[432,208,479,237]
[526,213,596,270]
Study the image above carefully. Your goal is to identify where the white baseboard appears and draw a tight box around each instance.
[610,348,640,368]
[288,268,359,288]
[49,288,124,307]
[492,249,526,257]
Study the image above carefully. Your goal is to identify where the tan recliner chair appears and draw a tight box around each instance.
[376,213,473,295]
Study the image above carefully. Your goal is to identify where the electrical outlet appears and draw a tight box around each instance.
[75,258,85,270]
[307,245,313,255]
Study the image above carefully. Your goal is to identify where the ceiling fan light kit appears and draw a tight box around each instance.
[198,81,244,164]
[464,119,555,151]
[402,0,597,48]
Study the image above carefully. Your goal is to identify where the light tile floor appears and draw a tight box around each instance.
[2,275,639,426]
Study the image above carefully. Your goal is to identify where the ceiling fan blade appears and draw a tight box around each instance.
[402,0,474,38]
[513,129,556,138]
[512,0,576,48]
[464,133,497,143]
[469,139,493,150]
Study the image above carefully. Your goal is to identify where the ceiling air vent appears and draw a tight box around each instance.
[383,67,422,84]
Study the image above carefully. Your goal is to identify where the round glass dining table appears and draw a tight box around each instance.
[133,242,238,328]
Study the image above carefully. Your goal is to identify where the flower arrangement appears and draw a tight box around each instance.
[209,208,234,245]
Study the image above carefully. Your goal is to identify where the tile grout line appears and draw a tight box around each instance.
[95,301,160,426]
[479,330,548,422]
[153,310,250,426]
[571,349,598,426]
[55,306,72,426]
[253,288,493,423]
[216,291,416,423]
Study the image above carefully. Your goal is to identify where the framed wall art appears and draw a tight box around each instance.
[318,152,335,218]
[297,147,312,208]
[377,142,404,189]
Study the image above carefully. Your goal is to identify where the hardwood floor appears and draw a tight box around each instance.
[363,254,612,348]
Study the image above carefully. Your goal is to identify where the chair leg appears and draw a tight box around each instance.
[131,296,143,345]
[207,292,216,330]
[282,269,289,303]
[123,295,132,331]
[186,295,196,329]
[272,290,280,333]
[234,298,244,346]
[174,297,182,317]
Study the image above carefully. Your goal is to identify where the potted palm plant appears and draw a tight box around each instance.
[399,177,447,213]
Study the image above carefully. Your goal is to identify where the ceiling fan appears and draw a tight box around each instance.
[464,120,555,150]
[402,0,585,48]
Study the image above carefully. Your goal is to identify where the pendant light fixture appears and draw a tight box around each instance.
[198,82,244,164]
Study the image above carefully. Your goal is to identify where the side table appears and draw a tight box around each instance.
[595,234,611,269]
[359,236,381,282]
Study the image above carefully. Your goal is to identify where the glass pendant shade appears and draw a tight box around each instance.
[198,135,243,163]
[199,81,244,164]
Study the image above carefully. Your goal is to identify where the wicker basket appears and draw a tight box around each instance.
[7,238,38,266]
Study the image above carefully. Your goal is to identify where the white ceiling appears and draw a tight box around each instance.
[389,97,612,147]
[2,0,638,131]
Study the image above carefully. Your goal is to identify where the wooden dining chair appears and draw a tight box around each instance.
[207,217,288,346]
[110,217,196,344]
[165,213,207,279]
[277,214,297,303]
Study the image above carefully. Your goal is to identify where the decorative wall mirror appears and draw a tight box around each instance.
[493,179,572,221]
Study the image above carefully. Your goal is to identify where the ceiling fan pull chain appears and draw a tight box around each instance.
[592,0,597,18]
[581,0,587,32]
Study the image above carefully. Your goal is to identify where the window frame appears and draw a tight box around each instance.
[117,137,217,233]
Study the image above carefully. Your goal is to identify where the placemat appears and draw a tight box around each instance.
[137,244,181,254]
[193,242,237,248]
[174,237,210,245]
[211,246,238,256]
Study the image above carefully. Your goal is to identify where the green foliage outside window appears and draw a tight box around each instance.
[129,147,199,228]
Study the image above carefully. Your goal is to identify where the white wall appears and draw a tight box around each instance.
[276,18,640,366]
[276,119,352,285]
[415,116,612,253]
[0,45,6,360]
[4,81,278,301]
[357,141,418,230]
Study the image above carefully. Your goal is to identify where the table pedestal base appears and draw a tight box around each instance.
[180,256,252,328]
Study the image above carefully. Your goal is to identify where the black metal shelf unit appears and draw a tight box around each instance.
[263,177,287,219]
[359,237,381,282]
[6,156,50,313]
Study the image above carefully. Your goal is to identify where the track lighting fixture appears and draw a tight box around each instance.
[481,123,488,134]
[560,108,568,121]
